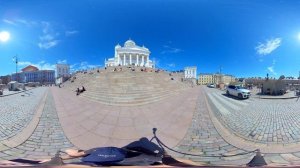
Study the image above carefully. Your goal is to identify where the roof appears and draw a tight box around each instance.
[184,66,197,69]
[116,39,150,52]
[124,39,136,47]
[199,73,213,75]
[22,65,39,72]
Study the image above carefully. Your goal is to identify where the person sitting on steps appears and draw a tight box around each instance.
[76,86,86,96]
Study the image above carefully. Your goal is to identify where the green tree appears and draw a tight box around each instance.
[279,75,285,80]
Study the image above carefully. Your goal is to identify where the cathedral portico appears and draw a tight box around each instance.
[105,39,153,68]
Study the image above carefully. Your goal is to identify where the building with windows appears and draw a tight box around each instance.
[0,75,11,85]
[56,64,70,78]
[198,73,235,85]
[198,73,214,85]
[55,64,71,85]
[184,66,197,79]
[105,39,153,68]
[11,65,55,85]
[223,74,236,85]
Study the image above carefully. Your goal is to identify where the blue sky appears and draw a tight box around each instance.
[1,0,300,78]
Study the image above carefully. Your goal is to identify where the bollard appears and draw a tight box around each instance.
[247,149,267,167]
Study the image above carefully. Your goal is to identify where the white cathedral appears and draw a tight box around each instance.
[105,39,153,68]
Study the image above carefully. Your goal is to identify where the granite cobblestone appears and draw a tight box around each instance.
[175,87,300,165]
[0,90,75,161]
[0,88,47,140]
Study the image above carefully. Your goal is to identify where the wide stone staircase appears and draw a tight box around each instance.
[63,67,190,106]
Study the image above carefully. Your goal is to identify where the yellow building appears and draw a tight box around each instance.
[198,73,235,85]
[198,73,215,85]
[223,75,236,85]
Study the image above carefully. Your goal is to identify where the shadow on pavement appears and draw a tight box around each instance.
[221,93,249,101]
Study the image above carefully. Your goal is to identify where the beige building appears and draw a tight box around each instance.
[198,73,235,85]
[198,73,214,85]
[223,75,236,85]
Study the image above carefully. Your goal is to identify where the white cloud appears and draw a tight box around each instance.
[16,19,37,26]
[18,61,32,66]
[267,66,275,74]
[255,38,281,55]
[3,19,17,25]
[161,45,183,54]
[57,59,67,64]
[70,63,77,69]
[38,22,59,49]
[38,40,59,49]
[2,18,58,49]
[3,18,37,27]
[18,61,55,70]
[39,34,54,41]
[167,63,176,67]
[78,61,101,70]
[151,58,160,68]
[65,30,79,36]
[41,21,50,34]
[267,59,277,76]
[2,18,71,51]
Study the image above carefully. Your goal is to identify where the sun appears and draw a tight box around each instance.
[0,31,10,42]
[298,32,300,41]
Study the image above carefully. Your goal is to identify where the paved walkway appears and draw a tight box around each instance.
[0,89,75,160]
[51,86,198,150]
[193,86,300,166]
[0,88,46,141]
[174,87,254,166]
[0,87,36,97]
[2,85,300,166]
[205,87,300,147]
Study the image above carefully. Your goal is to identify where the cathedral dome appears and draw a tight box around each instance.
[124,39,136,47]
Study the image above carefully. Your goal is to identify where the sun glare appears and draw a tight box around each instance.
[0,31,10,42]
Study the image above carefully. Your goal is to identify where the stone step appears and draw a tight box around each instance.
[88,87,182,93]
[85,88,183,98]
[82,94,171,102]
[67,85,184,92]
[82,88,181,98]
[81,91,181,106]
[63,68,190,107]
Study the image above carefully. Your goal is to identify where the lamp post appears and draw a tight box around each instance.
[12,55,18,82]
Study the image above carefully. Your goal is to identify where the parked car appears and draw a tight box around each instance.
[207,83,215,88]
[226,85,250,99]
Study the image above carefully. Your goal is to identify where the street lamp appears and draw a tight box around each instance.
[12,55,18,82]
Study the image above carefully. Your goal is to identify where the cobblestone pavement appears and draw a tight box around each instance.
[0,90,75,161]
[0,88,47,141]
[2,85,300,166]
[174,87,254,166]
[205,87,300,144]
[175,86,300,166]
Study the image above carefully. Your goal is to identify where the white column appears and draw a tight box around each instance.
[120,55,123,65]
[142,55,144,66]
[193,69,195,78]
[123,54,126,66]
[146,55,149,67]
[137,54,139,66]
[193,70,195,78]
[130,54,132,65]
[117,54,120,65]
